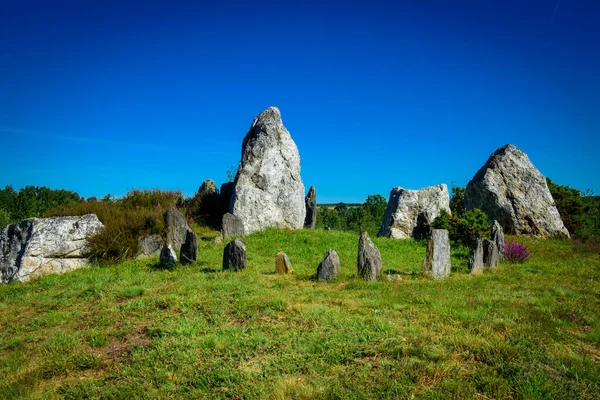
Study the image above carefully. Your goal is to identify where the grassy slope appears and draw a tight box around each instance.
[0,228,599,399]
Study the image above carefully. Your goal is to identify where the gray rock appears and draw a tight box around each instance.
[468,237,484,274]
[304,186,317,229]
[491,220,506,259]
[222,213,245,238]
[180,229,198,265]
[357,232,383,281]
[378,184,451,239]
[136,234,162,259]
[159,244,177,269]
[220,182,234,212]
[1,214,104,283]
[317,249,341,282]
[465,144,569,237]
[230,107,306,235]
[483,239,499,269]
[222,238,246,271]
[164,207,189,250]
[422,229,451,279]
[198,179,218,197]
[275,251,293,274]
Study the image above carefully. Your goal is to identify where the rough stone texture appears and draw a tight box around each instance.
[180,229,198,265]
[1,214,104,283]
[483,239,499,269]
[491,220,506,259]
[222,213,245,238]
[357,232,383,281]
[468,237,484,274]
[230,107,306,235]
[378,184,451,239]
[275,251,293,274]
[136,234,162,259]
[317,249,341,282]
[422,229,451,279]
[198,179,218,197]
[222,238,246,271]
[164,207,189,251]
[304,186,317,229]
[159,244,177,269]
[465,144,569,237]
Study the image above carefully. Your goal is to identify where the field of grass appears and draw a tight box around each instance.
[1,228,599,399]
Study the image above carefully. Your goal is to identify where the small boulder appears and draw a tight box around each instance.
[483,239,499,269]
[275,251,293,274]
[491,220,506,259]
[222,213,245,238]
[159,244,177,269]
[222,238,246,271]
[198,179,218,197]
[422,229,451,279]
[304,186,317,229]
[317,249,341,282]
[468,237,484,274]
[136,234,162,259]
[180,229,198,265]
[357,232,383,281]
[164,207,189,251]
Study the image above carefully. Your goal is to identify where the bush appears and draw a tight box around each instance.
[547,178,600,239]
[503,239,530,263]
[432,208,489,247]
[0,208,10,229]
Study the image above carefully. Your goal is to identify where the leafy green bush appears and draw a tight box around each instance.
[547,178,599,239]
[432,208,489,247]
[0,208,10,229]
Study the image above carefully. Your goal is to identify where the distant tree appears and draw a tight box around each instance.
[449,184,466,217]
[547,177,599,238]
[226,166,238,183]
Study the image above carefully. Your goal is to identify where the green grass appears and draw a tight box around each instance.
[0,228,599,399]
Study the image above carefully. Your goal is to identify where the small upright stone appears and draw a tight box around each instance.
[483,239,499,269]
[159,244,177,269]
[317,249,341,282]
[222,238,246,271]
[222,213,245,238]
[180,229,198,264]
[198,179,218,197]
[422,229,451,279]
[468,237,484,274]
[357,232,383,281]
[275,251,293,274]
[491,220,506,259]
[164,207,189,250]
[304,186,317,229]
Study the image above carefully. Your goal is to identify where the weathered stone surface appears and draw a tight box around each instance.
[468,237,484,274]
[483,239,499,269]
[159,244,177,269]
[379,184,451,239]
[222,213,245,238]
[136,234,162,259]
[230,107,306,235]
[164,207,189,250]
[465,144,569,237]
[275,251,293,274]
[317,249,341,282]
[180,229,198,265]
[1,214,104,283]
[198,179,218,197]
[357,232,383,281]
[222,238,246,271]
[491,220,506,259]
[304,186,317,229]
[422,229,451,279]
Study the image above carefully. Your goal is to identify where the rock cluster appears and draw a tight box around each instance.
[465,144,569,237]
[1,214,104,283]
[357,232,383,281]
[422,229,451,279]
[230,107,306,235]
[164,207,198,265]
[379,185,451,239]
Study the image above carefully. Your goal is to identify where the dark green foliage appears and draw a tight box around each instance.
[449,184,466,217]
[547,178,599,239]
[0,185,82,228]
[316,194,387,237]
[185,190,223,228]
[432,208,490,246]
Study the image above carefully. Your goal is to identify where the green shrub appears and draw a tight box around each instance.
[432,208,489,247]
[0,208,10,229]
[547,178,599,239]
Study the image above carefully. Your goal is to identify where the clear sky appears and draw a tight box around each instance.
[1,0,598,203]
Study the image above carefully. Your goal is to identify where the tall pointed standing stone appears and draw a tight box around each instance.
[468,237,484,274]
[357,232,383,281]
[483,239,499,269]
[422,229,451,279]
[304,186,317,229]
[230,107,306,235]
[491,220,506,259]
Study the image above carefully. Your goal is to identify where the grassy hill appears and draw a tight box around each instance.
[1,228,599,399]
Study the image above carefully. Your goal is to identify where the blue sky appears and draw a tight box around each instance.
[1,0,598,203]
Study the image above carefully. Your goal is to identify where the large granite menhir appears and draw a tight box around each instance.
[379,184,451,239]
[229,107,306,235]
[1,214,104,283]
[465,144,569,237]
